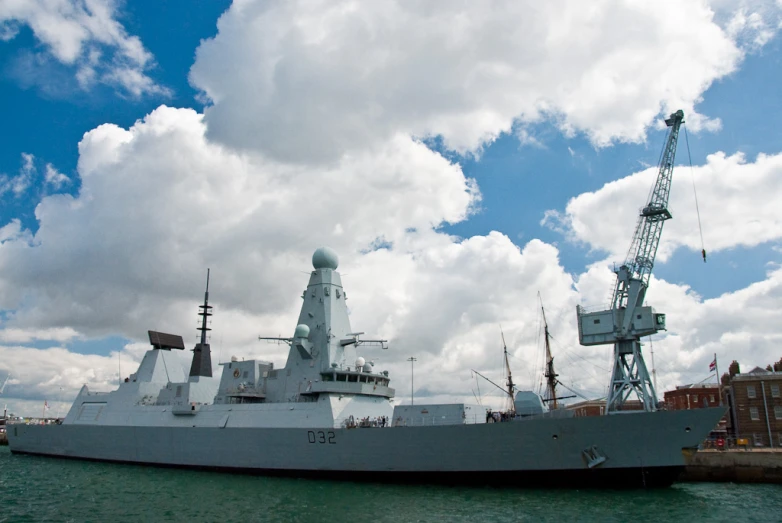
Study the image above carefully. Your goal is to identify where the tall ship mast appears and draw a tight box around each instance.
[501,330,516,414]
[541,302,559,410]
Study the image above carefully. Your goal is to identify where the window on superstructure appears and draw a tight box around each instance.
[747,385,757,399]
[693,394,698,403]
[750,407,760,420]
[710,395,715,403]
[772,384,780,398]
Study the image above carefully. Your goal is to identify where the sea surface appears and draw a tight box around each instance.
[1,447,781,523]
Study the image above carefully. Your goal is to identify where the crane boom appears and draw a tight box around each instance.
[613,110,684,311]
[576,110,684,413]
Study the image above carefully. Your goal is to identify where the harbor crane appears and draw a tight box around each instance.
[576,110,685,413]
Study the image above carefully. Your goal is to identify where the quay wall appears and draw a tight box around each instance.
[680,449,782,483]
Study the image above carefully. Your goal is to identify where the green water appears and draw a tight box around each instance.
[1,448,781,523]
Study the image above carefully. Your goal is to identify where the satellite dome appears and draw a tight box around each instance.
[362,363,372,373]
[312,247,339,270]
[294,324,310,338]
[355,357,366,369]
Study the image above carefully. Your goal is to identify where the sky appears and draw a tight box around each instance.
[2,0,782,416]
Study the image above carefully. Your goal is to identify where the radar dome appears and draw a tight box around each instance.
[312,247,339,270]
[362,363,372,373]
[294,324,310,338]
[355,357,366,369]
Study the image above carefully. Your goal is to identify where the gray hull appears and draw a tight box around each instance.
[9,407,723,488]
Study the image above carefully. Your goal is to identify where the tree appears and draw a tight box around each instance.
[728,360,740,377]
[774,358,782,372]
[720,372,731,386]
[766,364,773,372]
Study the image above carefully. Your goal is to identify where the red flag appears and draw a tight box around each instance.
[709,358,716,372]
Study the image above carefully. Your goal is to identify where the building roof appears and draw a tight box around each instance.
[671,383,719,390]
[732,368,782,381]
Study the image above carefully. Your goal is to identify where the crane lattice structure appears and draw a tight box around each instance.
[576,110,684,414]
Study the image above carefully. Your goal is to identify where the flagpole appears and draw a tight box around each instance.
[714,353,722,406]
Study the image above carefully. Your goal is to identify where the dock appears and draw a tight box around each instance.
[679,449,782,483]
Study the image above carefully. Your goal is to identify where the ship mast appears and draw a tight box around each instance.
[501,328,516,414]
[188,269,213,378]
[541,302,559,409]
[198,269,211,345]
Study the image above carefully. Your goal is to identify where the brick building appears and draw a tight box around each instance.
[663,383,721,410]
[726,367,782,447]
[663,383,728,437]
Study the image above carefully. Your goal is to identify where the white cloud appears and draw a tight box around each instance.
[547,151,782,264]
[0,327,79,344]
[3,1,782,416]
[0,342,153,412]
[0,0,168,97]
[190,0,770,163]
[0,152,36,197]
[44,163,70,189]
[0,106,480,340]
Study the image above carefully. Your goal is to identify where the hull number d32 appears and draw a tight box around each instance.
[307,430,336,444]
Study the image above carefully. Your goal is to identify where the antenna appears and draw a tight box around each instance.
[198,268,212,345]
[189,269,214,378]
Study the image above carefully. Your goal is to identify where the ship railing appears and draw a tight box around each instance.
[336,415,391,429]
[391,415,482,427]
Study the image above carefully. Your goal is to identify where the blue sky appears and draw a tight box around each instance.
[2,1,782,413]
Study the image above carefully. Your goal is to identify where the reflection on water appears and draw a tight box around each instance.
[1,448,781,523]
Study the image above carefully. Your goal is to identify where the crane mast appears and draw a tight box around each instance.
[576,110,684,414]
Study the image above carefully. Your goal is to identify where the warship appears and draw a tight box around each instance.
[9,110,724,487]
[8,247,722,488]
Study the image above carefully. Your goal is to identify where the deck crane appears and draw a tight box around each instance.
[576,110,685,414]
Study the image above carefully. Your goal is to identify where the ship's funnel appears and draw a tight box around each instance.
[189,269,213,378]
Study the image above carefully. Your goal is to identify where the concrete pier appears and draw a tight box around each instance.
[679,449,782,483]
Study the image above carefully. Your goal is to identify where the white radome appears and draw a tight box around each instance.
[294,324,310,338]
[312,247,339,270]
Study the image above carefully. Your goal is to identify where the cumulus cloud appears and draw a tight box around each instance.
[0,106,479,339]
[546,150,782,264]
[0,0,168,96]
[3,1,782,415]
[0,342,156,415]
[190,0,764,163]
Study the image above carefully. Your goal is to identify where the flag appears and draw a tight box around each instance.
[44,400,49,410]
[709,358,716,372]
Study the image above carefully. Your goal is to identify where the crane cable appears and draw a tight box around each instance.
[683,125,707,262]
